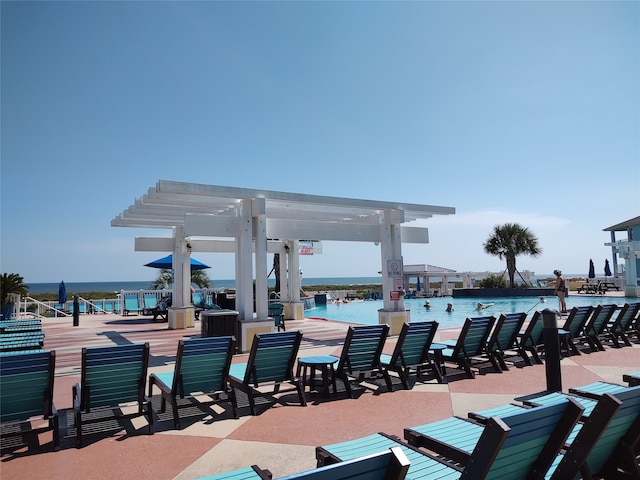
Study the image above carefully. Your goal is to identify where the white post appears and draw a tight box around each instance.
[253,199,268,319]
[236,199,254,320]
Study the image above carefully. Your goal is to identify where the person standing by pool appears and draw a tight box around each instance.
[553,269,567,314]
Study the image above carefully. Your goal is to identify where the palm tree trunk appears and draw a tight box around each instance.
[506,255,517,288]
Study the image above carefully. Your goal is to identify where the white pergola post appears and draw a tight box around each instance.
[168,226,195,329]
[286,240,304,320]
[236,199,253,320]
[278,243,289,302]
[253,198,268,319]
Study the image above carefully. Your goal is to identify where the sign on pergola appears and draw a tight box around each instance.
[112,180,455,325]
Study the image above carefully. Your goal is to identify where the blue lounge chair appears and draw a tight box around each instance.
[229,331,306,415]
[318,399,583,479]
[380,321,443,388]
[623,372,640,387]
[334,324,392,398]
[73,342,153,447]
[149,336,238,429]
[142,293,158,314]
[438,316,495,379]
[197,447,410,480]
[0,350,59,452]
[123,293,142,316]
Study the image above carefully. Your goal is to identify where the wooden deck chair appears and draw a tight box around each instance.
[228,331,305,415]
[517,311,544,365]
[624,372,640,387]
[486,312,527,371]
[269,302,285,332]
[197,447,409,480]
[582,303,617,352]
[73,342,153,447]
[379,321,443,388]
[334,324,393,398]
[549,385,640,479]
[149,336,238,429]
[0,350,59,452]
[603,302,640,348]
[439,316,495,379]
[123,293,142,316]
[318,399,583,480]
[558,306,593,356]
[568,380,629,400]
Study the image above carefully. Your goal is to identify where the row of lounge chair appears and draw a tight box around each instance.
[0,317,45,353]
[202,376,640,479]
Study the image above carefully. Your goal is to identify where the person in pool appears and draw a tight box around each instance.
[424,300,431,309]
[446,303,454,312]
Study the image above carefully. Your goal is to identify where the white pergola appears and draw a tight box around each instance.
[112,180,455,333]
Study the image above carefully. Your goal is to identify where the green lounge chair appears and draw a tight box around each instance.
[73,342,153,447]
[197,447,409,480]
[318,399,583,480]
[229,331,305,415]
[334,324,393,398]
[123,293,142,316]
[379,321,443,388]
[438,316,495,379]
[149,336,238,429]
[0,350,59,452]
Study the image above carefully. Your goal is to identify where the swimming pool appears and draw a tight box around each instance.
[304,295,623,329]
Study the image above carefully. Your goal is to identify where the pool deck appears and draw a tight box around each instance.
[2,294,639,480]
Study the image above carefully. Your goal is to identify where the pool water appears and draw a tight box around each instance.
[304,295,622,329]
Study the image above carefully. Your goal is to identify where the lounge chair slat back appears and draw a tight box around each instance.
[390,321,438,367]
[489,313,525,353]
[248,331,301,383]
[561,306,593,337]
[1,351,55,422]
[338,325,389,373]
[451,316,494,358]
[82,343,149,408]
[178,336,234,393]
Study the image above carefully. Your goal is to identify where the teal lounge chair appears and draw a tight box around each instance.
[438,316,495,379]
[558,306,593,356]
[318,399,583,480]
[380,321,443,388]
[149,336,238,429]
[123,293,142,316]
[548,385,640,479]
[334,324,393,398]
[269,302,285,332]
[197,447,410,480]
[229,331,306,415]
[624,372,640,387]
[582,303,617,352]
[143,293,158,314]
[602,302,640,348]
[486,312,527,371]
[517,311,544,366]
[73,342,153,447]
[0,350,59,452]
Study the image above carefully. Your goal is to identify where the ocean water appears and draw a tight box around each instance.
[27,276,384,295]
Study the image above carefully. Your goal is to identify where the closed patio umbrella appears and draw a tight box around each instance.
[58,281,67,305]
[416,276,421,292]
[588,259,595,281]
[604,259,612,277]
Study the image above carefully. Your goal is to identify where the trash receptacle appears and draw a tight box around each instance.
[200,309,240,346]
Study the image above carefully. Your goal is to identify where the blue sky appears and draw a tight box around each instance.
[2,1,638,284]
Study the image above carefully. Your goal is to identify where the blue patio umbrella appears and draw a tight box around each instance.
[604,259,612,277]
[588,259,595,281]
[144,254,210,271]
[58,281,67,305]
[416,276,421,292]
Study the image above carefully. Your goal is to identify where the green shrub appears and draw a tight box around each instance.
[478,275,508,288]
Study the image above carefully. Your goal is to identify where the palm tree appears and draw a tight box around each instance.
[1,272,29,305]
[483,223,542,288]
[151,269,211,290]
